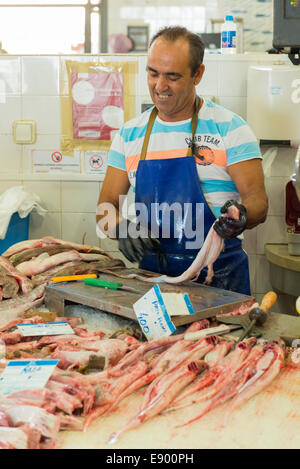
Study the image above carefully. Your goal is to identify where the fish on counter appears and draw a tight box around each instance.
[0,284,45,326]
[0,257,33,296]
[0,237,295,449]
[0,309,294,449]
[1,236,113,259]
[0,236,125,326]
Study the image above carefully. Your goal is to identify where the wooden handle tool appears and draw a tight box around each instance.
[238,291,277,341]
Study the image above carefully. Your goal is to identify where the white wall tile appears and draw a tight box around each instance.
[255,254,273,294]
[61,212,100,246]
[138,55,148,96]
[0,136,22,173]
[243,227,257,255]
[29,211,61,239]
[23,180,61,212]
[256,215,287,255]
[0,180,23,195]
[61,181,100,212]
[248,253,256,296]
[216,96,247,120]
[21,56,60,96]
[0,57,21,95]
[265,176,289,217]
[198,60,219,97]
[0,97,22,134]
[22,96,61,134]
[218,60,249,97]
[261,146,298,178]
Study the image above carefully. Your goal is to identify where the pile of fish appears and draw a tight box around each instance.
[0,315,288,449]
[0,236,125,326]
[0,236,292,449]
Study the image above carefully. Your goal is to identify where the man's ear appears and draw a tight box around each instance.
[193,64,205,86]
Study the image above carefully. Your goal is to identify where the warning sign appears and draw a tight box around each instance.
[33,150,81,173]
[85,151,108,174]
[51,151,63,163]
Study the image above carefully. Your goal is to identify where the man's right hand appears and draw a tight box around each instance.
[116,219,160,263]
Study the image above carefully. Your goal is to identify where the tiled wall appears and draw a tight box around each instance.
[109,0,273,53]
[0,51,298,313]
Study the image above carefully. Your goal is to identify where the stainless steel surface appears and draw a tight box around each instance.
[44,270,254,327]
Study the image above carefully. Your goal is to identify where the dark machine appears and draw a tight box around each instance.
[273,0,300,65]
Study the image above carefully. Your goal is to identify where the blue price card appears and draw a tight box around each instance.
[133,285,176,341]
[0,360,59,396]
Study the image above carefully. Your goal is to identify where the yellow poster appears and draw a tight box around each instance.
[61,60,138,155]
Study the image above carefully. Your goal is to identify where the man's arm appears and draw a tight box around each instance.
[96,165,160,262]
[228,158,268,229]
[96,166,130,238]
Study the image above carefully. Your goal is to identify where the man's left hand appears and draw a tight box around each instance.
[213,200,248,240]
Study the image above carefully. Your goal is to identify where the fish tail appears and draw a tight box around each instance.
[83,403,110,431]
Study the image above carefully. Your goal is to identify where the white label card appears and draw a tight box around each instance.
[0,360,59,396]
[133,285,176,341]
[17,322,74,337]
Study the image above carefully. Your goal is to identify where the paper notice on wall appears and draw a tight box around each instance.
[61,60,137,156]
[71,70,124,141]
[84,150,107,174]
[32,150,81,172]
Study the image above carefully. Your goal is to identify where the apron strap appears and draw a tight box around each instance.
[140,96,202,161]
[140,107,158,161]
[187,95,202,157]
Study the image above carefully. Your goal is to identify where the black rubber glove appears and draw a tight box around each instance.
[116,219,160,263]
[213,200,248,240]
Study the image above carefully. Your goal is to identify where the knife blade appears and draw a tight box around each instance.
[184,323,242,341]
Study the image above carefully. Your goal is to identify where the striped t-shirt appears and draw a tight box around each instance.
[107,98,262,218]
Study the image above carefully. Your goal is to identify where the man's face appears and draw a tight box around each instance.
[147,37,204,121]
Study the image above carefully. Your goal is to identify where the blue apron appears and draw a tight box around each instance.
[134,99,250,295]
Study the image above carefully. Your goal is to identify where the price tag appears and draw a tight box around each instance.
[133,285,176,341]
[0,360,58,396]
[17,322,74,337]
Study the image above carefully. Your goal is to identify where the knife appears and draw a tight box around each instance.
[84,278,141,294]
[184,323,242,341]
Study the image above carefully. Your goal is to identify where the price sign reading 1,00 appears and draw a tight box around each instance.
[137,313,150,334]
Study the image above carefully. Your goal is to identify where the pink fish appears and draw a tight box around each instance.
[167,338,256,412]
[146,204,240,285]
[106,360,206,445]
[2,236,111,258]
[0,284,45,327]
[223,340,286,425]
[0,256,33,294]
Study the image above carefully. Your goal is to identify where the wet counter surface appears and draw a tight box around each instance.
[60,361,300,449]
[58,305,300,450]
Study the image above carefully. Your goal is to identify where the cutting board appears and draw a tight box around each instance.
[44,270,253,327]
[60,361,300,449]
